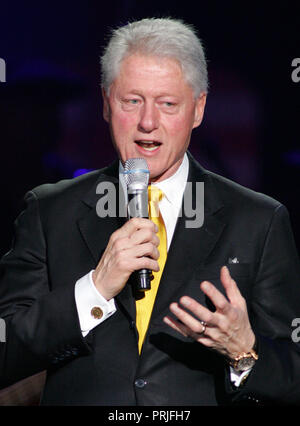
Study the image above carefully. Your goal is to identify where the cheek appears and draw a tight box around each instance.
[112,112,135,134]
[165,114,194,140]
[110,112,138,158]
[110,117,134,151]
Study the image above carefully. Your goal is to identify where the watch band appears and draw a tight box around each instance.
[228,337,259,372]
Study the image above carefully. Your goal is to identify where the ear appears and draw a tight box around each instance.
[193,93,207,129]
[102,87,110,123]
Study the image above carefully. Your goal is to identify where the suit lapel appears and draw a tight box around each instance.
[151,153,226,321]
[77,161,121,264]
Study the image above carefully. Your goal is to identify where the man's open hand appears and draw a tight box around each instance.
[163,266,255,359]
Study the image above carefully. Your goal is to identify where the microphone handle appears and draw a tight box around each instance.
[127,188,153,291]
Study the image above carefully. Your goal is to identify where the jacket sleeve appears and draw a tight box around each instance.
[0,191,91,389]
[229,204,300,405]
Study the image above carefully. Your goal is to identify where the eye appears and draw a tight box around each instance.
[124,98,140,105]
[121,98,141,110]
[159,100,178,113]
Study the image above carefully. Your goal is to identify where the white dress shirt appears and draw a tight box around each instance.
[74,153,249,386]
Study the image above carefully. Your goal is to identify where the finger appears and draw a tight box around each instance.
[129,227,160,246]
[130,242,160,261]
[164,315,214,348]
[179,296,216,326]
[113,218,158,241]
[200,281,231,314]
[126,253,159,272]
[111,242,159,273]
[169,302,216,334]
[220,266,244,305]
[128,217,158,232]
[111,228,159,257]
[163,315,190,337]
[135,257,159,272]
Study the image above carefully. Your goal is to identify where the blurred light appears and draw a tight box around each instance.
[73,168,93,177]
[283,150,300,166]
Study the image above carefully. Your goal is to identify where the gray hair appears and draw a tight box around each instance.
[100,18,208,98]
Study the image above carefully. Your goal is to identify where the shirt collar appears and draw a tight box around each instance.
[150,153,189,207]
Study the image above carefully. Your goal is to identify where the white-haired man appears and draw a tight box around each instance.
[0,18,300,406]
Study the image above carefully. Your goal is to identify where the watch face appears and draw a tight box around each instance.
[238,357,255,371]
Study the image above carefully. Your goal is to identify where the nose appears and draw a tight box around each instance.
[138,101,159,133]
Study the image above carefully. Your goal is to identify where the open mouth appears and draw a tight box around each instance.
[135,140,162,152]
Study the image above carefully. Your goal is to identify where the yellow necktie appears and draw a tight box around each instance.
[136,186,167,354]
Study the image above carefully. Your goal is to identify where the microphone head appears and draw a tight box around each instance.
[123,158,150,188]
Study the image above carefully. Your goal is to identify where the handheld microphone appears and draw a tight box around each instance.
[123,158,153,292]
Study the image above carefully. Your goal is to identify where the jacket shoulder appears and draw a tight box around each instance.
[205,169,283,213]
[188,152,283,214]
[31,169,101,201]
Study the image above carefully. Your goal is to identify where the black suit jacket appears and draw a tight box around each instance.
[0,152,300,405]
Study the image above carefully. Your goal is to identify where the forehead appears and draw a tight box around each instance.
[112,54,192,96]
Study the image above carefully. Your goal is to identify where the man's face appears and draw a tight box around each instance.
[102,54,206,182]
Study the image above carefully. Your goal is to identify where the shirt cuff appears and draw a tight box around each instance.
[75,270,116,337]
[230,366,252,387]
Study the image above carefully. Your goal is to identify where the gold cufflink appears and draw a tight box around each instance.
[91,306,103,319]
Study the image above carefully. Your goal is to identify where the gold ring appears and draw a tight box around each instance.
[199,320,206,335]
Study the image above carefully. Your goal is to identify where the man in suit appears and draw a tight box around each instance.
[0,17,300,406]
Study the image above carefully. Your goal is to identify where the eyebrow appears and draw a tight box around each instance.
[123,90,180,99]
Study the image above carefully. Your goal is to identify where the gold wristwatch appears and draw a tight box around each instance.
[229,346,258,372]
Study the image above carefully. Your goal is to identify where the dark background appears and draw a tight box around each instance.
[0,0,299,257]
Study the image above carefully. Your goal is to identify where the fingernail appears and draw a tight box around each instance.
[170,303,179,311]
[180,297,190,306]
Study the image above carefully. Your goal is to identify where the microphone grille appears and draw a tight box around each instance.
[123,158,150,187]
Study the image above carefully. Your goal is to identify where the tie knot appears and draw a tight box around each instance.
[148,186,164,204]
[148,186,164,219]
